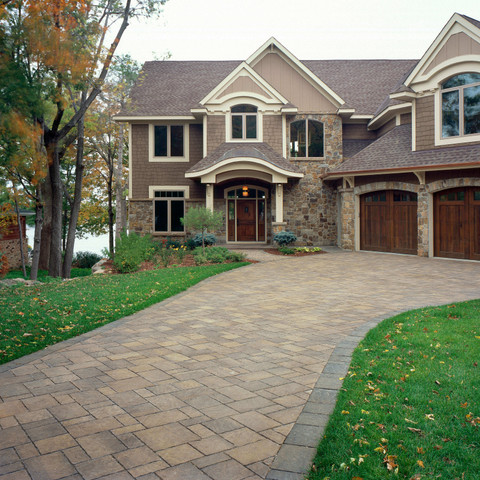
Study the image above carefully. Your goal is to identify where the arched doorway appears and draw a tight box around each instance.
[225,186,267,242]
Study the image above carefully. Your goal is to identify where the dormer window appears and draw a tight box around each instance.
[231,104,257,139]
[441,73,480,138]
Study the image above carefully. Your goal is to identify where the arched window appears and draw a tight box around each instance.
[231,104,257,139]
[290,119,324,158]
[441,73,480,138]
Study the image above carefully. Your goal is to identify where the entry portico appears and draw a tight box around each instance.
[186,142,303,243]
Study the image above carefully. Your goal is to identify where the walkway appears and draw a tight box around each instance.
[1,252,479,480]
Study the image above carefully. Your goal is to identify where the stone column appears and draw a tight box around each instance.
[206,184,214,212]
[417,185,429,257]
[339,187,354,250]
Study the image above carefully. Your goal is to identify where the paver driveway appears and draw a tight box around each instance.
[1,251,479,480]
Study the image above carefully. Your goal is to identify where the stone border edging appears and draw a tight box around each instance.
[265,313,405,480]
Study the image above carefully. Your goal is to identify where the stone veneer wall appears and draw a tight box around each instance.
[0,239,29,269]
[283,114,342,245]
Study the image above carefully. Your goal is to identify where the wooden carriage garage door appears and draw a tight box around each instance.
[434,188,480,260]
[360,190,418,255]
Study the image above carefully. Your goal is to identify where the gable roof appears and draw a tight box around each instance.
[326,124,480,177]
[118,61,241,117]
[118,59,418,118]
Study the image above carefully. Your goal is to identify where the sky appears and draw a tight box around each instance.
[70,0,480,255]
[116,0,480,63]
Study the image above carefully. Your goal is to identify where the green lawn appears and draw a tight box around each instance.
[0,263,247,364]
[5,267,92,281]
[308,300,480,480]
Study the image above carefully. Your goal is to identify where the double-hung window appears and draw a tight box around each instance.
[231,104,257,139]
[441,73,480,138]
[290,119,324,158]
[154,191,185,233]
[152,125,184,158]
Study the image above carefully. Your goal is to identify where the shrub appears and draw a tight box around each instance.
[185,237,197,251]
[73,251,102,269]
[165,237,182,249]
[192,233,217,248]
[273,230,297,247]
[113,232,156,273]
[192,246,246,264]
[279,246,295,255]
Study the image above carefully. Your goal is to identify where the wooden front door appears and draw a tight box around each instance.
[236,200,256,241]
[434,188,480,260]
[360,190,418,254]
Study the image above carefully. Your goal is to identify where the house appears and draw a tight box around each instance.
[116,13,480,260]
[0,208,31,269]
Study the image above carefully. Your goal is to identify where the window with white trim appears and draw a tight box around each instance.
[441,73,480,138]
[290,119,324,158]
[154,191,185,233]
[153,125,184,157]
[231,104,257,139]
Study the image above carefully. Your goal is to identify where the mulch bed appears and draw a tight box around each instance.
[264,248,326,257]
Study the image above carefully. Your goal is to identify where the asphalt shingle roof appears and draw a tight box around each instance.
[186,143,301,175]
[329,124,480,175]
[119,59,419,117]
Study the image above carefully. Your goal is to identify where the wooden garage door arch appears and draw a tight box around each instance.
[360,190,418,255]
[434,187,480,260]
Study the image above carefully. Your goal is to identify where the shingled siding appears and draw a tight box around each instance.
[283,114,342,245]
[130,124,204,199]
[415,95,435,151]
[263,115,283,155]
[207,116,225,154]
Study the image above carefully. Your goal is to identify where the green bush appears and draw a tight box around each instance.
[279,246,295,255]
[185,237,197,250]
[113,232,156,273]
[72,251,102,269]
[192,246,246,265]
[192,233,217,247]
[165,237,182,249]
[273,230,297,247]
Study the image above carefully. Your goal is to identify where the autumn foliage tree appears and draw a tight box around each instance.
[0,0,166,278]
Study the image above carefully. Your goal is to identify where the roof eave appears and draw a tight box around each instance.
[323,161,480,180]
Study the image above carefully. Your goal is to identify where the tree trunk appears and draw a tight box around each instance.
[115,122,126,243]
[30,189,43,281]
[38,176,51,270]
[63,106,86,279]
[14,198,27,279]
[48,146,63,277]
[108,173,114,257]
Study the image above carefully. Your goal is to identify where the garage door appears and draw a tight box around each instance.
[434,187,480,260]
[360,190,418,255]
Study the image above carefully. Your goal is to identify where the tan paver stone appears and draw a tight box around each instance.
[227,439,279,465]
[159,443,203,466]
[77,431,126,458]
[0,416,19,428]
[0,426,29,449]
[0,401,27,418]
[24,451,75,480]
[63,446,90,464]
[15,443,39,460]
[138,409,187,428]
[232,411,280,431]
[135,423,200,450]
[75,455,124,480]
[65,416,122,438]
[157,462,211,480]
[188,424,215,438]
[49,403,89,421]
[35,433,77,454]
[203,459,252,480]
[221,427,264,447]
[129,460,169,477]
[115,446,161,469]
[190,435,233,455]
[1,470,31,480]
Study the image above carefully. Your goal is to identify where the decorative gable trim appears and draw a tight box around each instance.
[405,13,480,89]
[247,37,345,108]
[200,62,289,107]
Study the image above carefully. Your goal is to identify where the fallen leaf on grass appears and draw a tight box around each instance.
[417,447,425,454]
[417,460,425,468]
[425,414,435,421]
[407,427,424,436]
[383,455,398,471]
[405,418,418,424]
